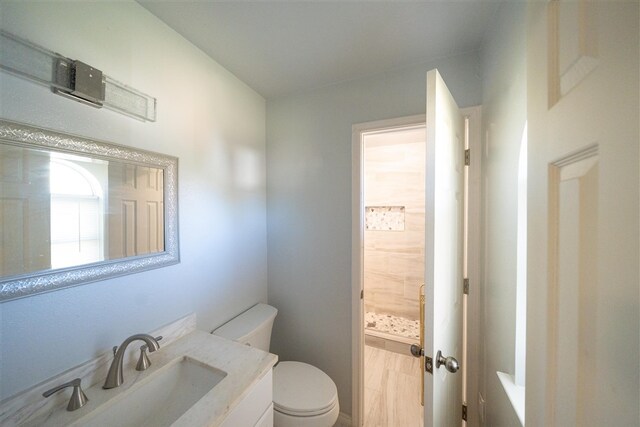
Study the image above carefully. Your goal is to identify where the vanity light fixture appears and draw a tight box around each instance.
[0,30,157,122]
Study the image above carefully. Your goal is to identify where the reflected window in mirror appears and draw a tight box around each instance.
[50,156,106,269]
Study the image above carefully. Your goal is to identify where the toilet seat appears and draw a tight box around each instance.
[273,361,338,417]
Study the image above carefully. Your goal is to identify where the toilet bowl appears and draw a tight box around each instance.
[212,304,339,427]
[273,361,339,427]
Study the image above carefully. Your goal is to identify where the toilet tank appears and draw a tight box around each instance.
[212,303,277,352]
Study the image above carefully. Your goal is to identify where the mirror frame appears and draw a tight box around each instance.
[0,119,179,302]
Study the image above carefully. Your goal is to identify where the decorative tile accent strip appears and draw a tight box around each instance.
[365,206,405,231]
[365,311,420,339]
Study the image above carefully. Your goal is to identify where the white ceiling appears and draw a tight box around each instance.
[138,1,500,99]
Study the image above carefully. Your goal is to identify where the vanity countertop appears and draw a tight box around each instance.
[28,331,278,427]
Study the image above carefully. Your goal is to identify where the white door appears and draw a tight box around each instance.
[527,2,639,425]
[423,69,465,426]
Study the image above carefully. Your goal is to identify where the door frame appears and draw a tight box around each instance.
[351,107,481,426]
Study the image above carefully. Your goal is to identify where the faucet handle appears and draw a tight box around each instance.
[43,378,88,411]
[136,336,163,371]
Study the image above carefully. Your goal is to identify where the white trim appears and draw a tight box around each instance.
[515,123,528,387]
[497,371,526,426]
[351,114,425,427]
[461,105,482,427]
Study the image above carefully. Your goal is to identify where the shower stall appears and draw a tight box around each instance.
[363,126,425,346]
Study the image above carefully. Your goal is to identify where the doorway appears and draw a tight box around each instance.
[362,123,426,426]
[351,114,427,426]
[351,106,481,426]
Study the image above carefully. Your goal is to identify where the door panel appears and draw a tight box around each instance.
[0,145,51,276]
[528,2,639,425]
[108,163,164,259]
[424,69,465,426]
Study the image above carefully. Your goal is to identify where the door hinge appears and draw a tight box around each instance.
[360,289,364,299]
[463,278,469,295]
[462,403,468,421]
[465,149,470,166]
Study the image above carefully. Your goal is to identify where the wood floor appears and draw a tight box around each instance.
[364,345,424,427]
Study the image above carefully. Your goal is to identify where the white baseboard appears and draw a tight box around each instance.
[334,412,352,427]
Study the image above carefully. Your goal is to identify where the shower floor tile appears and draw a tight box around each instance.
[365,312,420,340]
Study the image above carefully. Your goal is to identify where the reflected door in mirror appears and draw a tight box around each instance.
[108,164,164,259]
[0,144,51,276]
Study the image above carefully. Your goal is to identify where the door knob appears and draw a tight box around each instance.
[410,344,424,358]
[435,350,459,373]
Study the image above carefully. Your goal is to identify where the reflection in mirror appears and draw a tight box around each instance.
[1,144,165,275]
[50,154,107,269]
[0,143,51,277]
[107,162,164,260]
[0,120,178,301]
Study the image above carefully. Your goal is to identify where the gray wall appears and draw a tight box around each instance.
[0,1,267,400]
[479,3,527,426]
[266,52,482,417]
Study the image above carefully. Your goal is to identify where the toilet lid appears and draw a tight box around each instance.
[273,361,338,416]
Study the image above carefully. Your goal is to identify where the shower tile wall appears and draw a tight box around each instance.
[364,130,425,322]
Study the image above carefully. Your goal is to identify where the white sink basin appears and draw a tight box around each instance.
[78,357,226,427]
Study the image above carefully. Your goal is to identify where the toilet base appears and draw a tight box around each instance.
[273,400,339,427]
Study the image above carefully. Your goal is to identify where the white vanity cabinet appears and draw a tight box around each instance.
[220,369,273,427]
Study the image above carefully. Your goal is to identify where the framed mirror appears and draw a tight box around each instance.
[0,119,179,302]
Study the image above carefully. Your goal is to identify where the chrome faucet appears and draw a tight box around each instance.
[103,334,160,389]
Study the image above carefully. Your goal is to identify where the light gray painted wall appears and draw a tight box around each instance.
[266,52,482,416]
[0,1,266,400]
[479,3,527,426]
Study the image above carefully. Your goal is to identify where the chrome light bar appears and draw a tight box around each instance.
[0,30,156,122]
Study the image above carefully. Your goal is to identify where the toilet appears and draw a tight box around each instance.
[212,304,339,427]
